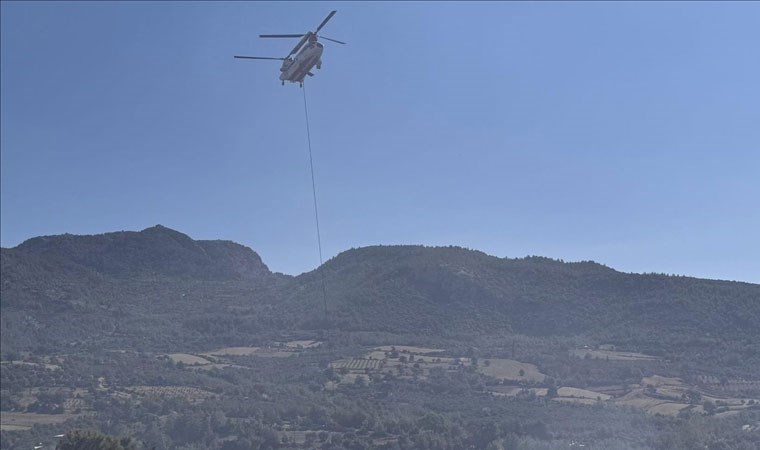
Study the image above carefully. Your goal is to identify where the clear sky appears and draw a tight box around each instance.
[2,2,759,283]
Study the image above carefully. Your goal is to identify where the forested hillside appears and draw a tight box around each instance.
[3,226,757,354]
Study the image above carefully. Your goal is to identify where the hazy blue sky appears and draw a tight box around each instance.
[2,2,759,282]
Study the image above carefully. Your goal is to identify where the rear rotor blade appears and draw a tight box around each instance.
[234,56,285,60]
[315,10,337,33]
[259,34,305,38]
[319,36,346,45]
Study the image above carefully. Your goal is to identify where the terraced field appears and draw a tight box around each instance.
[125,385,217,402]
[330,358,382,371]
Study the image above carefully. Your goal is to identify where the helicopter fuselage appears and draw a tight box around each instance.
[280,42,323,85]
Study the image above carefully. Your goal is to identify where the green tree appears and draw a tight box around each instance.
[56,430,138,450]
[547,385,558,398]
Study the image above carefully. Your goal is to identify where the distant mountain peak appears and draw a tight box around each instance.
[10,226,272,281]
[141,224,186,235]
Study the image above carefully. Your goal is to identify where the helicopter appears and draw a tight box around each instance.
[234,10,345,87]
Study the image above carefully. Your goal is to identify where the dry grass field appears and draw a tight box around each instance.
[374,346,444,354]
[166,353,212,365]
[201,347,261,357]
[164,345,297,368]
[570,349,662,361]
[1,360,61,371]
[490,387,549,397]
[201,346,293,358]
[647,402,691,416]
[641,375,683,387]
[477,358,546,382]
[557,387,612,401]
[0,412,77,431]
[285,340,321,349]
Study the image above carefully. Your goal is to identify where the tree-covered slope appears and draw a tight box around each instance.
[292,245,760,343]
[2,228,758,354]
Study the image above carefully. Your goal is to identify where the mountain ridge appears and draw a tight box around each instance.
[2,225,758,355]
[5,225,754,284]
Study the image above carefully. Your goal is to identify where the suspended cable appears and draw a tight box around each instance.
[302,83,328,318]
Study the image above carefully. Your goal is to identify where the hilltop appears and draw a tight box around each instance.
[6,225,273,281]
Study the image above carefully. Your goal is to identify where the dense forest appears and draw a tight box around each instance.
[1,226,759,449]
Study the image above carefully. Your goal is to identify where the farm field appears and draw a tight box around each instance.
[331,345,553,386]
[1,361,61,371]
[166,353,212,365]
[490,387,549,397]
[557,387,612,401]
[0,412,78,431]
[570,348,662,361]
[612,376,757,417]
[329,345,473,385]
[124,386,217,403]
[330,359,382,371]
[201,347,261,357]
[477,358,546,382]
[163,343,309,369]
[201,346,294,358]
[284,340,321,349]
[374,346,444,354]
[487,382,755,416]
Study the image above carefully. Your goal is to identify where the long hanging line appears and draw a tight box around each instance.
[302,83,328,318]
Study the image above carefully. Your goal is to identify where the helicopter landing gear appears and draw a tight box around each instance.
[281,81,285,86]
[299,82,303,88]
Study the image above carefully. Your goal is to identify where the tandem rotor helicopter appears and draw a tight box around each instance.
[234,10,345,87]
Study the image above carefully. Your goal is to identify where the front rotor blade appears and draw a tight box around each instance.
[319,36,346,45]
[259,34,305,38]
[315,10,337,33]
[288,34,310,57]
[234,56,285,60]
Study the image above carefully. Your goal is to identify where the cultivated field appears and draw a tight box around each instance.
[125,385,217,402]
[330,345,554,387]
[284,340,321,349]
[330,359,382,371]
[477,358,546,382]
[0,412,77,431]
[374,346,444,354]
[615,376,757,417]
[201,346,293,358]
[163,343,305,368]
[1,360,61,371]
[166,353,212,365]
[557,387,612,401]
[201,347,261,356]
[570,348,662,361]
